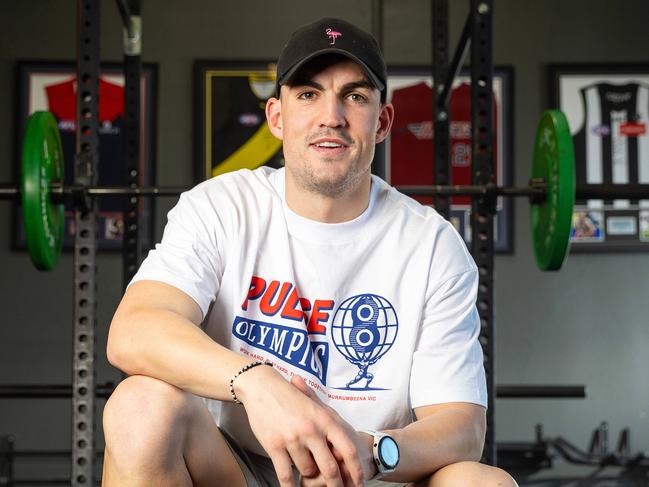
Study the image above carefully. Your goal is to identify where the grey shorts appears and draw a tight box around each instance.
[221,429,407,487]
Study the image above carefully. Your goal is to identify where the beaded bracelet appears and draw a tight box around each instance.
[229,360,272,404]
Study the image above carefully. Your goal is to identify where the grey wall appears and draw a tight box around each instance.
[1,0,648,482]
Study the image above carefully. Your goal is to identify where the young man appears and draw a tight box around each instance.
[102,17,517,487]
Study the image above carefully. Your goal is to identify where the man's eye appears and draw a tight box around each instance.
[348,93,368,103]
[298,91,316,100]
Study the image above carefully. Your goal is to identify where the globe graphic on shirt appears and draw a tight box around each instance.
[330,294,399,390]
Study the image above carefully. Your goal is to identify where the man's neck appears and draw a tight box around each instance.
[284,174,372,224]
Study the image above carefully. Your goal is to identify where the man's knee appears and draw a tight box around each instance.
[424,461,518,487]
[103,375,193,458]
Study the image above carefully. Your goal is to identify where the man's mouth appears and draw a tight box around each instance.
[314,141,343,148]
[309,138,349,155]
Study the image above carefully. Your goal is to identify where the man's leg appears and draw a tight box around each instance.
[102,375,248,487]
[411,461,518,487]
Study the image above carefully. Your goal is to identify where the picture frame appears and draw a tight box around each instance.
[548,63,649,252]
[384,66,514,253]
[193,60,281,183]
[193,59,389,182]
[14,60,158,251]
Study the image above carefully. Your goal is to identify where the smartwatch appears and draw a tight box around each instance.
[361,429,400,479]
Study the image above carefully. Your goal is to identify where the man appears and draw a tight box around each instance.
[102,17,517,487]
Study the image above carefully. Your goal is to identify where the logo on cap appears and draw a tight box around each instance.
[325,27,342,45]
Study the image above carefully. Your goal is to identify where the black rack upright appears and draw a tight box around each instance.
[73,0,101,483]
[432,0,496,465]
[118,0,143,290]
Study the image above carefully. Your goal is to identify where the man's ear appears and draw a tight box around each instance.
[375,102,395,144]
[266,96,283,140]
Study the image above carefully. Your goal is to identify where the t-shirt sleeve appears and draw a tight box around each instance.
[130,190,224,319]
[409,264,487,409]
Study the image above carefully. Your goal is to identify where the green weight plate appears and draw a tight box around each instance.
[21,111,64,270]
[530,110,575,271]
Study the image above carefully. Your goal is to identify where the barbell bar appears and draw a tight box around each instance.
[3,181,648,201]
[3,111,647,272]
[0,183,189,199]
[397,183,649,200]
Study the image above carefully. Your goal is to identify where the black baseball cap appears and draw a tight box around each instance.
[275,17,387,102]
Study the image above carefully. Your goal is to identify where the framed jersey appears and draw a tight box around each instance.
[383,66,514,253]
[14,61,158,251]
[194,60,283,184]
[193,60,390,184]
[548,64,649,252]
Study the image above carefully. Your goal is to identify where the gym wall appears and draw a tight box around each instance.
[0,0,648,480]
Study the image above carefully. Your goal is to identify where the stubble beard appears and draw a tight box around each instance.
[288,132,373,197]
[289,154,370,198]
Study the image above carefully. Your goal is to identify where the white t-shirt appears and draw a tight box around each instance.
[132,167,486,456]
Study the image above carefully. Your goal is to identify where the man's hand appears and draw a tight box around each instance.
[233,366,366,487]
[290,376,376,487]
[298,430,376,487]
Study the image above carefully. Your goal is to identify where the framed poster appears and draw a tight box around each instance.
[384,66,514,252]
[548,63,649,252]
[14,60,158,251]
[194,60,282,183]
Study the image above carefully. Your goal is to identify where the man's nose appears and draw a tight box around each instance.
[319,94,346,128]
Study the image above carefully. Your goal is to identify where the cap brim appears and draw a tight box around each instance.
[278,48,385,93]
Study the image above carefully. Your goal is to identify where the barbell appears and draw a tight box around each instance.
[2,111,647,272]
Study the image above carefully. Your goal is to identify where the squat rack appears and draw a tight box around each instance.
[71,1,498,480]
[0,0,550,483]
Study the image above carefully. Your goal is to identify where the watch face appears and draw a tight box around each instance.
[378,436,400,468]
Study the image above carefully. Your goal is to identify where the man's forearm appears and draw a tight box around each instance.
[108,304,253,401]
[379,405,485,483]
